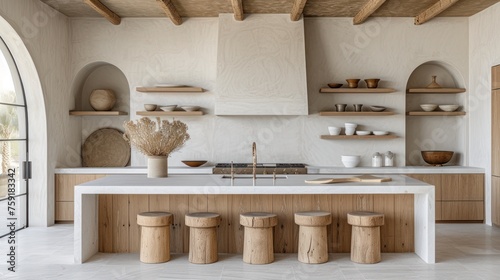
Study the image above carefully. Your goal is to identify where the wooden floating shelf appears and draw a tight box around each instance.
[136,86,204,93]
[320,135,398,140]
[69,111,128,116]
[406,88,466,94]
[319,88,396,94]
[406,111,466,116]
[319,111,395,116]
[136,111,203,116]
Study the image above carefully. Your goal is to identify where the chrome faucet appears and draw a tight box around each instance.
[252,142,257,185]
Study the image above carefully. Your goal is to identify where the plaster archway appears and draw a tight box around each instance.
[0,15,48,226]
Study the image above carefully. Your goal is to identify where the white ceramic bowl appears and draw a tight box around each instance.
[160,105,177,111]
[356,130,371,136]
[345,122,357,128]
[370,106,386,112]
[181,106,200,112]
[373,131,389,136]
[345,127,356,135]
[341,155,360,168]
[439,105,459,112]
[144,104,157,111]
[420,104,438,112]
[328,126,341,135]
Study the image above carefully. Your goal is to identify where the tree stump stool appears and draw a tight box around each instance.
[295,211,332,264]
[137,211,173,263]
[240,212,278,264]
[347,211,385,264]
[185,212,222,264]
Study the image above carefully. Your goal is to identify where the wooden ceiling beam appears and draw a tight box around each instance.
[291,0,308,21]
[414,0,460,25]
[353,0,387,25]
[230,0,244,21]
[83,0,121,25]
[157,0,183,26]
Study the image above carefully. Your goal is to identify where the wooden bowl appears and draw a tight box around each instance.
[182,160,207,167]
[328,83,343,88]
[364,78,380,88]
[346,79,360,88]
[421,151,454,166]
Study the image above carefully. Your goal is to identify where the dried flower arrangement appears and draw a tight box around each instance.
[123,117,190,157]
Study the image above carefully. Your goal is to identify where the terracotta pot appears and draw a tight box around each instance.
[147,156,168,178]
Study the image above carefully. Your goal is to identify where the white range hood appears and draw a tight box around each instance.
[215,14,308,115]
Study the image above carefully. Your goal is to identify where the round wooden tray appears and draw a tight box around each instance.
[82,128,130,167]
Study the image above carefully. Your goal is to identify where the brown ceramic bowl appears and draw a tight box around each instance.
[182,160,207,167]
[328,83,343,88]
[421,151,454,166]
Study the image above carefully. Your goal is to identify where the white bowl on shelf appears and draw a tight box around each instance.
[181,106,200,112]
[420,104,438,112]
[439,105,459,112]
[160,105,177,111]
[344,122,357,128]
[356,130,372,136]
[328,126,341,135]
[345,127,356,135]
[373,131,389,136]
[341,155,360,168]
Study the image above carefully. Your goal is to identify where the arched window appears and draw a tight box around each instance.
[0,36,28,237]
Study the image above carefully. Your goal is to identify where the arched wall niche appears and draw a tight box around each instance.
[405,60,468,166]
[71,62,130,112]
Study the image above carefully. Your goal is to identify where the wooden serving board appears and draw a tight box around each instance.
[305,175,392,184]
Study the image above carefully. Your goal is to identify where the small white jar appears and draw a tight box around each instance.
[372,152,383,167]
[385,151,394,167]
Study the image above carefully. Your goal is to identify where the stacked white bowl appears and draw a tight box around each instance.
[341,155,360,168]
[344,123,357,135]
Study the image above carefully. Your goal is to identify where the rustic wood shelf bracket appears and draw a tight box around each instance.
[353,0,387,25]
[290,0,308,21]
[231,0,244,21]
[414,0,460,25]
[157,0,183,26]
[83,0,121,25]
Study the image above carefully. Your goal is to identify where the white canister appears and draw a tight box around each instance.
[372,152,383,167]
[385,151,394,167]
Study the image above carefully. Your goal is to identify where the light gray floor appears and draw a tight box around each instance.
[0,223,499,279]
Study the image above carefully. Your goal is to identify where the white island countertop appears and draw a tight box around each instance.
[75,174,435,264]
[56,165,484,175]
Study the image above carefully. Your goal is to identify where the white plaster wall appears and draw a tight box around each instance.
[0,0,72,226]
[70,17,469,169]
[469,2,500,225]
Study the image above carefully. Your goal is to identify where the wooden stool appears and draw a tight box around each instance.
[185,212,221,264]
[240,212,278,264]
[295,211,332,264]
[137,211,173,263]
[347,211,384,264]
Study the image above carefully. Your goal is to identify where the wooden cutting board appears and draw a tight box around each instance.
[305,175,392,184]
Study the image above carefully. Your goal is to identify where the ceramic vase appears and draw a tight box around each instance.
[147,156,168,178]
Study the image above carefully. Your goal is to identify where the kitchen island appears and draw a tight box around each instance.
[74,174,435,264]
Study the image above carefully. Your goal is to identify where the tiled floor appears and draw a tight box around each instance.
[0,224,499,279]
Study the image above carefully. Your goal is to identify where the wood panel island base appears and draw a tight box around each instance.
[74,175,435,264]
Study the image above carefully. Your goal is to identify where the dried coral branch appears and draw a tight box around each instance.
[123,117,190,157]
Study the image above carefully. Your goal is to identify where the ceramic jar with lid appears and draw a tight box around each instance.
[385,151,394,167]
[372,152,383,167]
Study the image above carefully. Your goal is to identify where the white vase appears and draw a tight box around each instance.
[147,156,168,178]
